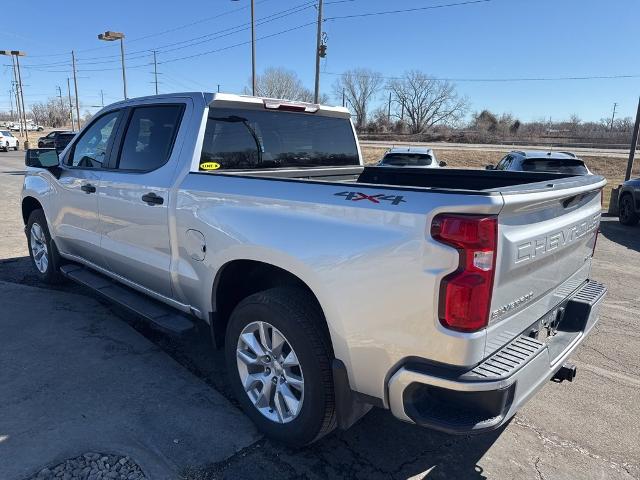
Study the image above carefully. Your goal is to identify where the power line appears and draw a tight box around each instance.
[16,0,316,70]
[321,71,640,83]
[24,0,277,58]
[157,21,317,65]
[325,0,492,20]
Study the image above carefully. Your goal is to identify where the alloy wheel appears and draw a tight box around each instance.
[236,320,305,424]
[30,222,49,273]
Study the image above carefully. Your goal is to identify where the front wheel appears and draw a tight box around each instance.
[619,194,639,226]
[26,209,66,284]
[225,287,336,446]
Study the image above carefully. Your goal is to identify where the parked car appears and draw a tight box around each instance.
[618,178,640,226]
[53,132,77,153]
[377,146,446,168]
[22,92,606,446]
[38,130,73,148]
[0,130,19,151]
[10,122,44,132]
[487,150,592,175]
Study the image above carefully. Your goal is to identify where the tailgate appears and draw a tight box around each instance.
[485,177,605,356]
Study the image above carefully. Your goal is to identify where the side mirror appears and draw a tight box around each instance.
[439,161,447,167]
[25,148,60,168]
[485,164,495,170]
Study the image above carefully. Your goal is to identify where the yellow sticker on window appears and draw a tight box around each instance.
[200,162,221,171]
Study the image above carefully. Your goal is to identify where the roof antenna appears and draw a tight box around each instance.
[548,144,554,155]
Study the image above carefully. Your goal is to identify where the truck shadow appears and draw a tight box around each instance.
[599,218,640,253]
[0,255,503,479]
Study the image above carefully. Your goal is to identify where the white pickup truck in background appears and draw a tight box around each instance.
[21,92,606,446]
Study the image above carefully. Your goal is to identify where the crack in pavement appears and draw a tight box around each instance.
[513,416,639,477]
[533,456,545,480]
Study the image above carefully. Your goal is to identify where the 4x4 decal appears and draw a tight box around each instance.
[334,191,406,205]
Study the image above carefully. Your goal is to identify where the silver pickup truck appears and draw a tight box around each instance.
[22,92,606,446]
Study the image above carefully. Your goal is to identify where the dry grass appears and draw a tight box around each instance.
[361,146,639,209]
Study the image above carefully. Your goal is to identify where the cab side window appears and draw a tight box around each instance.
[496,155,513,170]
[66,111,120,168]
[115,105,183,171]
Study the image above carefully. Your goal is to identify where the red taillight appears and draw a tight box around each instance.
[431,214,498,332]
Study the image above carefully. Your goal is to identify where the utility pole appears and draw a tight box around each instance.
[610,102,618,131]
[251,0,256,95]
[71,50,81,129]
[387,91,392,121]
[13,52,29,148]
[625,96,640,182]
[67,77,75,130]
[100,90,104,108]
[56,85,64,122]
[342,89,345,107]
[313,0,324,103]
[152,50,159,95]
[10,57,23,135]
[8,89,14,119]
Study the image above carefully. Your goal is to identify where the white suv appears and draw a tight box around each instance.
[0,130,19,151]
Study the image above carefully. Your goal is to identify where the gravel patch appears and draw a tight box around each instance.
[26,453,146,480]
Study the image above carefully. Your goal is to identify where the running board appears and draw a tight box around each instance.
[60,264,195,335]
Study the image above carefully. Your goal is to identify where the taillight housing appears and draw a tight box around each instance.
[431,214,498,332]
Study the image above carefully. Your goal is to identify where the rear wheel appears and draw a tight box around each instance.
[619,194,639,226]
[225,287,336,446]
[26,209,66,284]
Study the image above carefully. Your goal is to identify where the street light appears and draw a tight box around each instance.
[231,0,256,96]
[98,31,127,99]
[0,50,29,148]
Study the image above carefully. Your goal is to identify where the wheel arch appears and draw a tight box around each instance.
[210,259,333,354]
[21,196,44,225]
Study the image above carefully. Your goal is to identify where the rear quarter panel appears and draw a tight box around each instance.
[174,173,502,402]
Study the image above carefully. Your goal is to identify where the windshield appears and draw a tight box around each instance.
[199,107,359,170]
[380,153,432,166]
[0,130,13,137]
[521,158,588,175]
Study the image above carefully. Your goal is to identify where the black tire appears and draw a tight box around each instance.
[619,194,639,226]
[26,209,66,284]
[225,287,336,446]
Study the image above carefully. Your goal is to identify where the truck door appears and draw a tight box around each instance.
[98,102,187,298]
[55,110,122,267]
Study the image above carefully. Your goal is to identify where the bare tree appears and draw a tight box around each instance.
[244,67,327,103]
[388,71,468,134]
[332,68,383,130]
[29,97,74,128]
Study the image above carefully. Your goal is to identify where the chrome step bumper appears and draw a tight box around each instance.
[387,280,606,434]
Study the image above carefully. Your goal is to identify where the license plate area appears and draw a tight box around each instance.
[531,305,566,344]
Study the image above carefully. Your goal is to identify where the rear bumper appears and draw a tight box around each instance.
[387,280,606,434]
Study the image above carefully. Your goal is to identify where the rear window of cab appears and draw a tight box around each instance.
[199,108,359,171]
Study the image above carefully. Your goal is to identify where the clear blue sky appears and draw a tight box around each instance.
[1,0,638,122]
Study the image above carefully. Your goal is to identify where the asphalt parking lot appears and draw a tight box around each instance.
[1,149,639,479]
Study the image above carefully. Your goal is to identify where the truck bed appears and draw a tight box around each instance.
[210,165,601,195]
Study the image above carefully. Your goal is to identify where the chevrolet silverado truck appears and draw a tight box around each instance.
[21,92,607,446]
